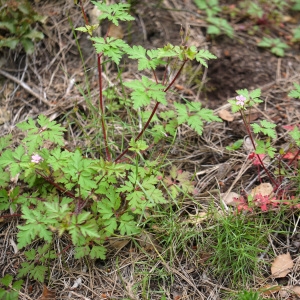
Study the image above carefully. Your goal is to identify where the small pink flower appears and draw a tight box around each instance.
[236,95,246,106]
[31,154,43,163]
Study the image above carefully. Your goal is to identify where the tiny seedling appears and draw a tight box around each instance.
[257,37,289,57]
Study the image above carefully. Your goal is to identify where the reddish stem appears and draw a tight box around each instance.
[288,148,300,166]
[152,68,158,84]
[35,170,77,200]
[97,54,111,161]
[240,111,278,189]
[78,0,111,161]
[162,60,171,86]
[0,213,22,219]
[79,0,89,25]
[114,60,187,163]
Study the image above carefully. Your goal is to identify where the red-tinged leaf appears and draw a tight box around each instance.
[283,152,300,160]
[249,153,266,165]
[282,125,296,131]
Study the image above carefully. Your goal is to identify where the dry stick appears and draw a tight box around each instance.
[0,69,53,108]
[114,60,188,163]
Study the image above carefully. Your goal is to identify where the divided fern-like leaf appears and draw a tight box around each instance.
[98,199,115,219]
[195,49,217,67]
[17,206,53,248]
[90,245,106,259]
[91,2,134,26]
[0,274,13,287]
[174,101,221,135]
[3,146,29,178]
[0,134,12,151]
[289,126,300,146]
[256,140,276,158]
[91,37,129,64]
[103,217,118,234]
[0,189,9,210]
[74,246,90,259]
[251,120,276,139]
[17,116,65,154]
[250,88,261,99]
[157,43,181,58]
[124,76,166,109]
[24,249,36,260]
[126,45,165,70]
[288,83,300,98]
[129,139,148,152]
[29,265,47,282]
[118,213,139,235]
[207,17,234,38]
[17,262,34,279]
[98,188,121,221]
[80,220,100,238]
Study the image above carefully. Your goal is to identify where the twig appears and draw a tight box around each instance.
[0,69,53,108]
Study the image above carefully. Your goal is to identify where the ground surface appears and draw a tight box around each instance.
[0,0,300,299]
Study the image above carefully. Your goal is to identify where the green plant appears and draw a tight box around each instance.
[0,1,220,292]
[0,0,45,54]
[235,290,263,300]
[17,243,57,283]
[206,16,234,38]
[194,0,221,17]
[206,212,269,287]
[241,0,288,25]
[292,26,300,42]
[292,0,300,10]
[0,275,23,300]
[257,37,289,56]
[193,0,234,38]
[227,88,300,212]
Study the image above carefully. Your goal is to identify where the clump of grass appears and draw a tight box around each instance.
[203,210,270,287]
